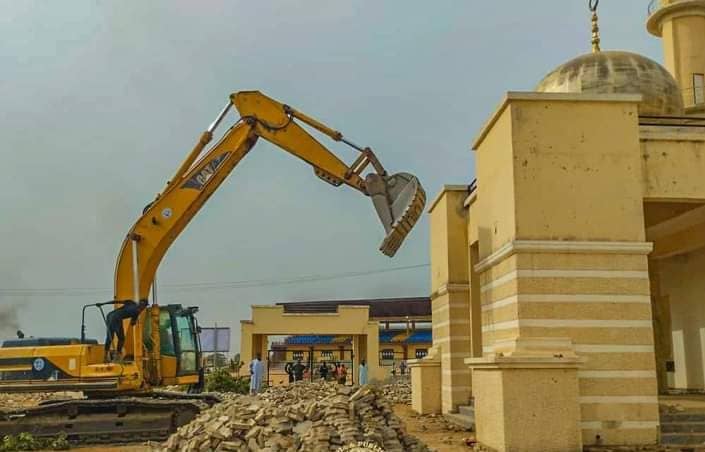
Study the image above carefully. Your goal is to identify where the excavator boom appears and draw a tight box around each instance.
[115,91,425,302]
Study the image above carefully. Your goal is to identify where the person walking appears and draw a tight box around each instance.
[400,360,407,376]
[359,359,368,386]
[249,353,264,395]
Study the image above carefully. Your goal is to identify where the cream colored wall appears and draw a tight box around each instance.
[429,189,469,292]
[641,128,705,202]
[658,247,705,389]
[430,195,450,294]
[246,306,372,334]
[475,110,516,261]
[510,99,645,242]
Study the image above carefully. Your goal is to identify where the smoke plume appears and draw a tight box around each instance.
[0,304,19,339]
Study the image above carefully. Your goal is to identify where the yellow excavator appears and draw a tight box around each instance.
[0,91,425,442]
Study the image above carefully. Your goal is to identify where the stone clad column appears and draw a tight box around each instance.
[428,186,473,413]
[468,93,659,449]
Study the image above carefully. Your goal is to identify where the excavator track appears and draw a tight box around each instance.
[0,392,220,445]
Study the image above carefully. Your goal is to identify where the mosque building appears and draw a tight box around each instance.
[410,0,705,450]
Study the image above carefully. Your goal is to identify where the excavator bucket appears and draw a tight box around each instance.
[365,173,426,257]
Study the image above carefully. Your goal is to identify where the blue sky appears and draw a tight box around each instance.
[0,1,662,350]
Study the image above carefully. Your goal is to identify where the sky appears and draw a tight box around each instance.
[0,0,662,352]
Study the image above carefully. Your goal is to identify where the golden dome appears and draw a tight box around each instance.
[536,51,683,116]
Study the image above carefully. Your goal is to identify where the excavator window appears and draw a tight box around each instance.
[159,312,176,356]
[175,314,197,374]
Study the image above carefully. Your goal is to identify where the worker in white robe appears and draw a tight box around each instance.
[359,359,368,386]
[249,353,264,395]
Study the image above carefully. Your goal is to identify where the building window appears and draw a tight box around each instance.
[321,350,333,359]
[415,349,428,359]
[292,351,304,361]
[694,73,705,105]
[381,349,395,360]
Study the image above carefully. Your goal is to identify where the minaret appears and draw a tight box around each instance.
[648,0,705,112]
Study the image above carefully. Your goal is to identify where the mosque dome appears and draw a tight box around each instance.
[536,51,683,116]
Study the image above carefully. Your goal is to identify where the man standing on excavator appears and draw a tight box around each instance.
[104,299,148,362]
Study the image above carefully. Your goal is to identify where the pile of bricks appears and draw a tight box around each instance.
[162,382,429,452]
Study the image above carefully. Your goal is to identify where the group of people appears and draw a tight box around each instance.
[248,356,373,394]
[390,360,408,377]
[282,359,369,386]
[284,359,308,382]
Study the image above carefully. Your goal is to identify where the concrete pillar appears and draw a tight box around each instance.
[472,94,659,447]
[467,338,584,452]
[469,242,483,358]
[353,335,362,384]
[649,258,674,393]
[409,348,442,414]
[365,322,382,381]
[657,247,705,390]
[259,335,269,376]
[428,187,472,413]
[240,321,254,366]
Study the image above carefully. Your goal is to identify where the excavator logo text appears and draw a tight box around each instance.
[181,152,230,191]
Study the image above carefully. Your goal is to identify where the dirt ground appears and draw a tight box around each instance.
[393,404,474,452]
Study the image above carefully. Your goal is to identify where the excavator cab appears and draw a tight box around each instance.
[142,304,203,390]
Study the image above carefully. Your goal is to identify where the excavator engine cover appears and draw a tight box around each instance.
[366,172,426,257]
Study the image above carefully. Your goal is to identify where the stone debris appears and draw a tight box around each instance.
[0,391,82,410]
[410,411,464,432]
[163,381,429,452]
[379,377,411,405]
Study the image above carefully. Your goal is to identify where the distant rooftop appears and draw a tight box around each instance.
[276,297,431,319]
[274,328,432,346]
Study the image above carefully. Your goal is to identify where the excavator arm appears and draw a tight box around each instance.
[114,90,425,302]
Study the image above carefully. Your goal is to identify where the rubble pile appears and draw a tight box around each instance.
[0,391,82,409]
[380,378,411,405]
[163,382,429,452]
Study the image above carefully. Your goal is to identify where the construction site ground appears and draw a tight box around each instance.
[53,404,473,452]
[393,404,473,451]
[14,379,469,451]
